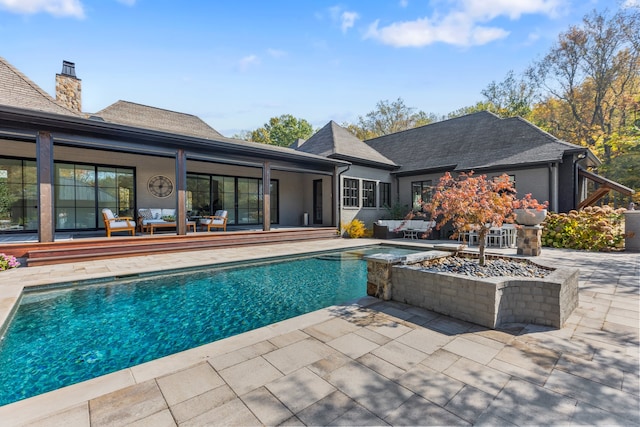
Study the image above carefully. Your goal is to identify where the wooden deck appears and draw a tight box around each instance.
[1,228,339,267]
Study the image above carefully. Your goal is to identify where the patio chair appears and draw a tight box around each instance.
[501,224,517,248]
[200,210,228,232]
[101,208,136,237]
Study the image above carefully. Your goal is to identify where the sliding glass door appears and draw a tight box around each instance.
[187,173,278,225]
[55,163,135,230]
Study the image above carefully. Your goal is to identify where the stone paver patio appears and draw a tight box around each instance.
[0,239,638,426]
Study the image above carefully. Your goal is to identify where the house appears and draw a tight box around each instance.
[0,58,348,241]
[365,111,603,214]
[294,113,634,231]
[0,57,632,244]
[292,121,397,227]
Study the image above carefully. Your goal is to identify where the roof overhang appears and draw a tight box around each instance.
[578,167,634,208]
[0,105,349,173]
[391,165,457,177]
[328,153,398,170]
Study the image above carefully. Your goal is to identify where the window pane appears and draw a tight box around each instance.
[97,168,117,187]
[362,180,376,208]
[343,178,359,207]
[380,182,391,207]
[412,180,432,209]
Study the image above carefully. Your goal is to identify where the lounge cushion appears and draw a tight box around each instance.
[110,221,133,229]
[103,209,116,220]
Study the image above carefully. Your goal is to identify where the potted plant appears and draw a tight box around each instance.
[512,194,548,226]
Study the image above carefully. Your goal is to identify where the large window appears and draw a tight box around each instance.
[412,180,433,210]
[343,178,359,207]
[187,173,278,225]
[362,180,376,208]
[55,163,135,230]
[186,174,211,214]
[380,182,391,208]
[0,158,37,232]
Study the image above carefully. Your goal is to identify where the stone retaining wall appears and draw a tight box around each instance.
[366,252,579,329]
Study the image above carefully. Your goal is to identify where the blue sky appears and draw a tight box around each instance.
[1,0,636,137]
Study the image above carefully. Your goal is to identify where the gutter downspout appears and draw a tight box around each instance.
[548,162,559,212]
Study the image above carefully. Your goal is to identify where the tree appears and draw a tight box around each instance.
[446,101,494,119]
[426,172,546,265]
[243,114,314,147]
[527,8,640,164]
[481,70,536,118]
[345,98,437,139]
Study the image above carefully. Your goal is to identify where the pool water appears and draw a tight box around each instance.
[0,245,421,406]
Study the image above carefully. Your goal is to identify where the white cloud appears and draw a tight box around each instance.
[340,11,359,33]
[365,0,567,47]
[237,55,260,72]
[0,0,84,18]
[461,0,564,20]
[399,0,409,7]
[623,0,639,7]
[329,6,359,33]
[116,0,136,6]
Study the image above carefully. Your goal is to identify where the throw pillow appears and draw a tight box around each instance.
[139,209,153,220]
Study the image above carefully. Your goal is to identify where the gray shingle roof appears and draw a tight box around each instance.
[0,56,81,116]
[365,111,587,174]
[94,100,223,139]
[295,121,397,168]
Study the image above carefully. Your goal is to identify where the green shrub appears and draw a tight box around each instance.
[382,203,410,220]
[342,219,371,238]
[541,206,626,251]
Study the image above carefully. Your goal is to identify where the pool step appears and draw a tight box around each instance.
[22,228,339,266]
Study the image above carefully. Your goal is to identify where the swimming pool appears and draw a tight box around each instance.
[0,245,421,406]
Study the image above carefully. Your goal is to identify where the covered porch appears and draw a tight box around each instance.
[0,106,348,247]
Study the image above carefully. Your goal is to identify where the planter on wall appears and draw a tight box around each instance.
[514,209,547,226]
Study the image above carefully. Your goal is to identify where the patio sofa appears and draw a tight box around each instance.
[373,219,436,239]
[137,208,196,234]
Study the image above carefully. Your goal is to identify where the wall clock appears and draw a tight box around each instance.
[148,175,174,198]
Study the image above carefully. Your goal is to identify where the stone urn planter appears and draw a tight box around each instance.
[514,208,547,226]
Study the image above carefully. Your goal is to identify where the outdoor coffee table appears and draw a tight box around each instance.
[149,221,196,235]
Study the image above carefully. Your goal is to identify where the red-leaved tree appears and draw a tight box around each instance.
[426,172,546,265]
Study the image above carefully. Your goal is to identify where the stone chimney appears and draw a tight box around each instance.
[55,60,82,112]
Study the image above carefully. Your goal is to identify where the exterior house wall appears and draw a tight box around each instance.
[0,140,329,228]
[397,167,551,212]
[340,164,394,230]
[276,170,307,226]
[396,172,442,211]
[298,174,333,227]
[0,139,36,157]
[505,167,550,204]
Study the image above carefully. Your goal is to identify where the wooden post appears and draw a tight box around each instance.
[175,149,187,235]
[36,131,54,242]
[262,161,271,231]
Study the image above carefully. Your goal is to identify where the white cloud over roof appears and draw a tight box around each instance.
[0,0,84,18]
[365,0,566,47]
